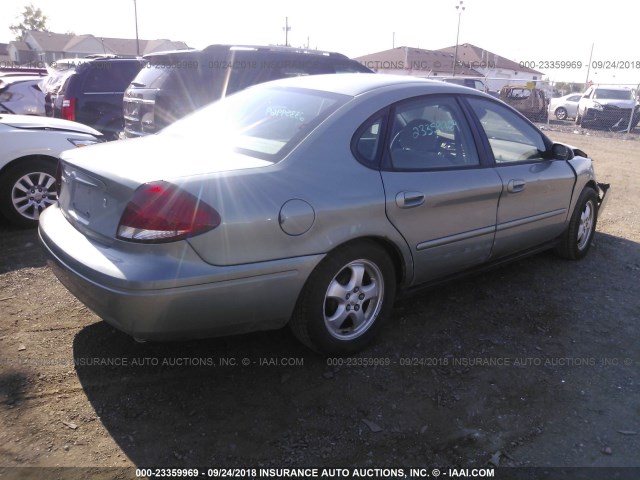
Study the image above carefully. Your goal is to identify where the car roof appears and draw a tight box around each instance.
[591,85,632,91]
[145,44,355,59]
[258,73,477,97]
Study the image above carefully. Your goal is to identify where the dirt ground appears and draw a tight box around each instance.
[0,129,639,479]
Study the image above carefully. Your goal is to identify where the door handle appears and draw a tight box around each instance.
[507,179,526,193]
[396,191,425,208]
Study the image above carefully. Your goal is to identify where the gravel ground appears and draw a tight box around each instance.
[0,129,639,479]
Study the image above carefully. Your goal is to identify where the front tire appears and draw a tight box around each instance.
[555,187,598,260]
[0,158,57,228]
[555,107,568,120]
[290,241,396,355]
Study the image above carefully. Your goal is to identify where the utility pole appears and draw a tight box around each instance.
[452,0,465,76]
[133,0,140,56]
[283,17,291,47]
[585,43,594,85]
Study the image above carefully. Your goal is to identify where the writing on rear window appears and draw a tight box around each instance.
[266,106,306,122]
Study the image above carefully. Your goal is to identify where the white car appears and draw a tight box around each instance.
[0,114,102,227]
[0,76,46,116]
[576,85,637,129]
[548,93,581,120]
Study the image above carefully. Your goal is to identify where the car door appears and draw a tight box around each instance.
[566,94,581,118]
[466,97,576,259]
[378,95,503,285]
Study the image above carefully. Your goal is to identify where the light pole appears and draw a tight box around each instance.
[133,0,140,56]
[584,43,594,85]
[452,0,465,76]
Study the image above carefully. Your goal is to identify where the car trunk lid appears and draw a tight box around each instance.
[58,134,273,242]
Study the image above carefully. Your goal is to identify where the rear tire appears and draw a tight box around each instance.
[0,158,57,228]
[290,241,396,355]
[555,187,598,260]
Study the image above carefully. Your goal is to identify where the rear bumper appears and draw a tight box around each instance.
[38,204,323,340]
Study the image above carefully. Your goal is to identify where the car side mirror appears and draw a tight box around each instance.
[552,143,573,161]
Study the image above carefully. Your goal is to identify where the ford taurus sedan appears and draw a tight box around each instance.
[39,74,609,355]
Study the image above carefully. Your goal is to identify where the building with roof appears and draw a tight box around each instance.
[7,30,189,66]
[355,43,546,92]
[434,43,544,91]
[0,43,11,64]
[355,46,481,78]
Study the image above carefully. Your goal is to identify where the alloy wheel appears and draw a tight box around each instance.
[576,199,595,251]
[323,259,384,341]
[11,171,57,221]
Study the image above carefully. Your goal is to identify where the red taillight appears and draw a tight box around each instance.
[116,181,221,243]
[61,97,76,121]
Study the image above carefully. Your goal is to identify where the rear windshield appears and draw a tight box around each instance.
[40,70,74,94]
[133,56,200,88]
[162,85,349,161]
[129,64,169,88]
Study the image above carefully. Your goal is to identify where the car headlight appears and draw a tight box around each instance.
[67,138,98,148]
[591,102,603,111]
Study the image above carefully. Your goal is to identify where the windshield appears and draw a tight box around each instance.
[593,89,634,100]
[162,85,349,160]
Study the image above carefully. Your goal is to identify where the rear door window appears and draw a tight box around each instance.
[387,96,479,170]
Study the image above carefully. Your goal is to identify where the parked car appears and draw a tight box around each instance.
[576,85,639,130]
[436,76,487,92]
[39,59,86,117]
[40,74,609,355]
[0,76,46,116]
[0,114,102,227]
[499,85,548,121]
[46,57,145,139]
[122,44,372,138]
[548,93,581,120]
[0,68,47,77]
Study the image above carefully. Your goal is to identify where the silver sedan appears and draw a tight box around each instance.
[548,93,582,120]
[39,74,609,355]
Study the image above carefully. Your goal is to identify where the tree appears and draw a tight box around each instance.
[9,3,49,41]
[553,82,587,96]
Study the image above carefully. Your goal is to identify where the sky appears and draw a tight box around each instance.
[3,0,640,85]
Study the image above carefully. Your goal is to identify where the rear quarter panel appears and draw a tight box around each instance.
[186,87,436,274]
